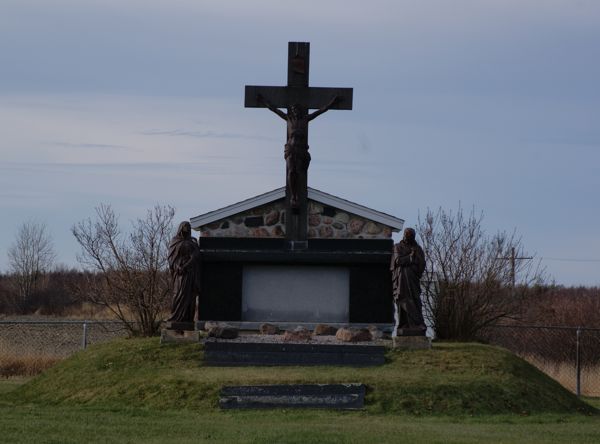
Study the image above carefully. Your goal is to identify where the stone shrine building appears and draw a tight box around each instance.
[189,42,404,330]
[191,186,403,328]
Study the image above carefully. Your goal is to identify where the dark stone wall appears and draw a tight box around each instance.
[349,265,394,323]
[198,263,243,321]
[197,237,394,323]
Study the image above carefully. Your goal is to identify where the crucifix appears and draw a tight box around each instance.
[245,42,353,244]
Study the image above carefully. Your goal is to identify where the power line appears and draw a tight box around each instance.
[541,257,600,263]
[497,247,533,290]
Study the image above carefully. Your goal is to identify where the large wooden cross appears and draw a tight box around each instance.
[245,42,353,244]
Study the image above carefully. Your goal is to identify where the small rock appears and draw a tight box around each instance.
[307,228,317,238]
[322,216,333,225]
[367,325,383,340]
[233,226,249,237]
[308,214,321,226]
[204,320,219,331]
[265,210,280,226]
[259,323,280,335]
[334,212,350,224]
[313,324,338,336]
[348,218,365,234]
[365,222,382,235]
[319,225,334,238]
[206,322,239,339]
[283,326,312,342]
[308,202,323,214]
[251,227,270,237]
[336,327,372,342]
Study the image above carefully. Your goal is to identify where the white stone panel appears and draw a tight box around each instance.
[242,265,350,322]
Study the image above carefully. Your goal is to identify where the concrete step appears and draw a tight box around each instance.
[219,383,366,409]
[204,340,386,366]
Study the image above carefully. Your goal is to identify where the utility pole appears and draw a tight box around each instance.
[497,247,533,291]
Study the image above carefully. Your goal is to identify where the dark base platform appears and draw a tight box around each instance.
[219,384,365,409]
[204,340,385,366]
[165,321,195,331]
[396,327,427,337]
[392,335,431,350]
[160,329,201,344]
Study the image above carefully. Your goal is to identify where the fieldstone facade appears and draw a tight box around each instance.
[199,199,392,240]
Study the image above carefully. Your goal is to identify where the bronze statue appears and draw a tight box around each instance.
[167,221,201,325]
[257,94,339,208]
[391,228,426,335]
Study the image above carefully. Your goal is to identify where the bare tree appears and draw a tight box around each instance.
[7,220,56,310]
[417,206,546,341]
[72,204,175,336]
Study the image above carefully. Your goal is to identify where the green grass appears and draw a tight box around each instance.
[0,401,599,444]
[5,338,593,415]
[0,377,27,395]
[1,339,599,443]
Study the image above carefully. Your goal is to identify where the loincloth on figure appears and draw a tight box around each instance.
[284,143,311,172]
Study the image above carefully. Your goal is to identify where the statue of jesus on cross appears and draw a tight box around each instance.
[245,42,353,242]
[257,95,340,208]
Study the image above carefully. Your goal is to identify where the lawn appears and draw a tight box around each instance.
[1,339,599,443]
[1,397,600,444]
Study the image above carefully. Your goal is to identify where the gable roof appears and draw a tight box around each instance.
[190,187,404,230]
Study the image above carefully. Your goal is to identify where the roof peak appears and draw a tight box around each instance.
[190,187,404,230]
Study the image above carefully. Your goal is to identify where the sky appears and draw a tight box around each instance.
[1,0,599,285]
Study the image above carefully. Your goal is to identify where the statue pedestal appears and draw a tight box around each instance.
[165,321,195,331]
[392,335,431,350]
[396,327,426,336]
[160,328,202,345]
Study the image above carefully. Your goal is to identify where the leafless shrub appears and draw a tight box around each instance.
[72,204,175,336]
[417,206,547,340]
[5,221,56,312]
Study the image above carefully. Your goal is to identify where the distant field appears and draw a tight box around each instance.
[524,355,600,397]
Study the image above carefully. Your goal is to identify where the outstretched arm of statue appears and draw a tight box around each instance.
[257,94,287,120]
[308,95,340,121]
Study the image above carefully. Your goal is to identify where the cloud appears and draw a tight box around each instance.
[140,128,277,142]
[48,141,134,151]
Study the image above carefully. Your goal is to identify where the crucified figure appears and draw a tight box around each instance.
[257,94,340,208]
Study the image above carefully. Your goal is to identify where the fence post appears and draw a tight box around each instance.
[82,321,88,350]
[576,327,581,397]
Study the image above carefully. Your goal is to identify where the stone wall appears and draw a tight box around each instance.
[306,201,392,239]
[198,199,393,240]
[199,200,286,238]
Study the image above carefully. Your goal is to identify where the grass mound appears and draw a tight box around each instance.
[8,338,594,415]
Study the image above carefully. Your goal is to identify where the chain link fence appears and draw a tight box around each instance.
[2,320,599,398]
[0,320,133,359]
[482,325,600,397]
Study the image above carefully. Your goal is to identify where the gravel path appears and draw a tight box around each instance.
[204,333,391,347]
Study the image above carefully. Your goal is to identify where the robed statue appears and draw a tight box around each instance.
[167,221,201,325]
[391,227,426,335]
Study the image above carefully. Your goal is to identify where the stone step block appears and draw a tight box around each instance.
[219,383,365,409]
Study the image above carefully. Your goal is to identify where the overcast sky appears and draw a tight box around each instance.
[1,0,599,285]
